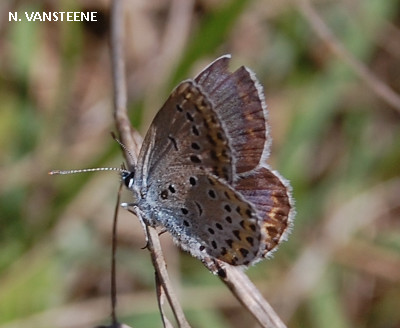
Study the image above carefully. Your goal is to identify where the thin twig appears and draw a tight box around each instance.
[155,273,174,328]
[297,0,400,113]
[145,225,190,328]
[216,264,288,328]
[110,183,124,325]
[110,0,190,327]
[110,0,141,168]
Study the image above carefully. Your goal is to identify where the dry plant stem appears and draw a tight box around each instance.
[110,0,189,327]
[110,0,140,166]
[155,273,175,328]
[217,264,287,328]
[110,183,124,325]
[297,0,400,113]
[149,226,189,328]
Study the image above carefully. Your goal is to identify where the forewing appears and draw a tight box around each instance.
[136,81,234,187]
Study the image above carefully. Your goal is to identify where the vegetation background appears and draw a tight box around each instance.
[0,0,399,327]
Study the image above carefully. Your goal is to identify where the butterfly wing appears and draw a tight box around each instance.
[234,166,294,256]
[142,168,265,266]
[195,55,270,174]
[135,80,234,189]
[139,165,294,266]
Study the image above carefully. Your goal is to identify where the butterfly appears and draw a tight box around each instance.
[119,55,295,269]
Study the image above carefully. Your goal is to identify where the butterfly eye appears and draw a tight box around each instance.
[122,171,135,188]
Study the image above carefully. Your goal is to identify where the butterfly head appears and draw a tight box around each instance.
[121,170,135,189]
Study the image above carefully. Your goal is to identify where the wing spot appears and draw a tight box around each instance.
[211,241,217,249]
[183,220,190,227]
[246,236,254,246]
[190,155,202,163]
[160,190,168,199]
[181,208,189,215]
[226,239,233,247]
[208,189,216,199]
[192,125,200,136]
[208,228,215,235]
[168,135,178,151]
[189,177,197,186]
[168,185,176,193]
[186,112,194,121]
[194,201,203,215]
[176,104,183,112]
[224,204,232,212]
[225,216,232,223]
[233,230,241,240]
[240,248,249,258]
[206,134,217,146]
[191,142,200,150]
[216,223,223,230]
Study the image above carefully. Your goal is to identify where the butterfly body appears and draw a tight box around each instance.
[124,55,294,268]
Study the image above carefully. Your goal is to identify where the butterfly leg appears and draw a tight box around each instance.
[202,257,227,277]
[122,203,150,249]
[158,228,168,236]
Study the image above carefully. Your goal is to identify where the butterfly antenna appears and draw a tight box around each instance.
[49,132,136,176]
[49,167,129,175]
[111,132,136,166]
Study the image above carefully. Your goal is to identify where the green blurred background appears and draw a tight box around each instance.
[1,0,399,327]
